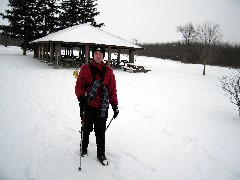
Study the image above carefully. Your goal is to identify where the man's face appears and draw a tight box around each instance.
[94,51,104,64]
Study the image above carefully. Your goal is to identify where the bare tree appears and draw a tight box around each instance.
[177,22,197,62]
[220,71,240,117]
[177,22,197,45]
[196,22,223,75]
[132,38,139,45]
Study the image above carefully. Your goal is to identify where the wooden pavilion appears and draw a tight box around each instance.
[31,23,143,68]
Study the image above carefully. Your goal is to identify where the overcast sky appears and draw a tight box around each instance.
[0,0,239,44]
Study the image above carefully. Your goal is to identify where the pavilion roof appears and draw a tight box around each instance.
[32,23,142,49]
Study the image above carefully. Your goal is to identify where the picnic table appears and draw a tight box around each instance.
[112,59,125,69]
[121,60,129,66]
[61,55,82,67]
[122,63,151,73]
[104,59,125,69]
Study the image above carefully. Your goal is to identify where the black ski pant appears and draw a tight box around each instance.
[82,105,107,157]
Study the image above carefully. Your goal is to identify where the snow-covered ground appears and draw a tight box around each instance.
[0,45,240,180]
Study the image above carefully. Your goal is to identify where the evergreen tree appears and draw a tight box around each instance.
[0,0,61,55]
[0,0,104,55]
[79,0,104,27]
[59,0,104,29]
[0,0,39,55]
[59,0,83,29]
[35,0,60,36]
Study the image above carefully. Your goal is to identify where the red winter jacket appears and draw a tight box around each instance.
[75,60,118,108]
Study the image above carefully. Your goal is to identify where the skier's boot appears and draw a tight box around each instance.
[97,154,108,166]
[81,149,88,157]
[96,132,108,166]
[81,131,90,157]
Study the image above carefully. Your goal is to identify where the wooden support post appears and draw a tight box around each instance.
[43,44,46,62]
[48,42,54,66]
[71,46,73,56]
[85,44,89,64]
[41,45,44,61]
[54,43,61,68]
[36,44,39,59]
[108,46,112,66]
[78,46,81,58]
[35,43,38,59]
[45,43,49,62]
[129,49,135,63]
[49,42,53,63]
[38,44,41,60]
[33,44,37,58]
[117,47,121,63]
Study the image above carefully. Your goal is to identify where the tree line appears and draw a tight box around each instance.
[0,0,103,55]
[136,22,240,72]
[136,42,240,67]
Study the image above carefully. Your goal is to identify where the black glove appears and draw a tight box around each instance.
[78,96,86,106]
[78,96,86,118]
[112,105,119,119]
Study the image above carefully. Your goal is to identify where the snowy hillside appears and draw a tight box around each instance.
[0,45,240,180]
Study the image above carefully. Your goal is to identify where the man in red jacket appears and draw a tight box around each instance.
[75,44,119,166]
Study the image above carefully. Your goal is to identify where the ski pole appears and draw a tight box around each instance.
[79,128,83,171]
[106,115,115,131]
[79,107,85,171]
